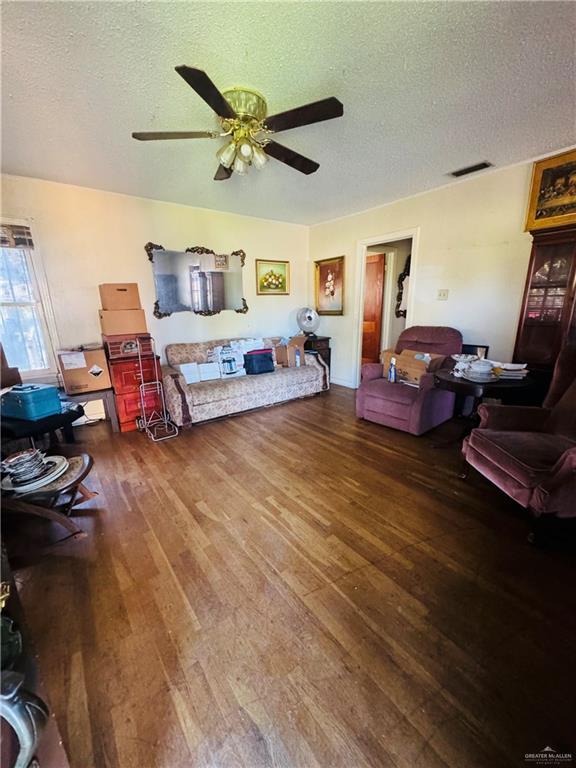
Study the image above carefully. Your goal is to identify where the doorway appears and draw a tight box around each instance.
[360,237,412,367]
[355,228,420,386]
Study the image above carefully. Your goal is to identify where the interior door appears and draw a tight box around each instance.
[361,253,386,364]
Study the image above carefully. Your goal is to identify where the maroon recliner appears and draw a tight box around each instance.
[462,345,576,520]
[356,326,462,435]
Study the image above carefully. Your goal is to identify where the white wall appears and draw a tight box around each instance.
[1,175,309,362]
[2,164,538,392]
[309,163,534,387]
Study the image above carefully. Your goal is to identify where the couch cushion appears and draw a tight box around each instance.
[468,429,576,489]
[184,365,320,406]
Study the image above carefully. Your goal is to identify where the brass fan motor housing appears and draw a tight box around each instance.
[221,88,268,124]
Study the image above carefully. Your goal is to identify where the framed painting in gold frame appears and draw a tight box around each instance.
[315,256,344,315]
[525,148,576,231]
[255,259,290,295]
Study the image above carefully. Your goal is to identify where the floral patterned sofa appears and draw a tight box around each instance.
[163,337,329,427]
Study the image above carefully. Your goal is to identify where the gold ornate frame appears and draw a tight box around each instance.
[146,242,248,318]
[255,259,290,296]
[314,256,344,316]
[525,148,576,232]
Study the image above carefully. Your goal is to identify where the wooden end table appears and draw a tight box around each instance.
[433,369,532,446]
[64,388,119,433]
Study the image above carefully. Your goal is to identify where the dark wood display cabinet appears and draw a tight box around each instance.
[514,225,576,401]
[304,335,331,369]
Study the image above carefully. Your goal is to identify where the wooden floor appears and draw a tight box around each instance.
[10,386,576,768]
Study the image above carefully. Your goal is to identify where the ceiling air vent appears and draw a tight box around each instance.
[450,161,493,178]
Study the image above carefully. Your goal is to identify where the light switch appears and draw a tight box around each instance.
[437,289,449,301]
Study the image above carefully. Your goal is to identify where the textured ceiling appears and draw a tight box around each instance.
[2,1,575,224]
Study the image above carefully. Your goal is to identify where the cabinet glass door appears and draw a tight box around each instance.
[516,243,576,365]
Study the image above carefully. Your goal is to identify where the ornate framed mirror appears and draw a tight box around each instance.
[146,243,248,318]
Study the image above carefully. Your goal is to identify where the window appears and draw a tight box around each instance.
[0,223,55,375]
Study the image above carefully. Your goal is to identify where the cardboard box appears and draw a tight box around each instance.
[58,348,112,394]
[99,309,147,336]
[381,348,445,385]
[99,283,141,311]
[275,336,307,367]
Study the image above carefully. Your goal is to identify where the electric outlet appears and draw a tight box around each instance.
[437,289,449,301]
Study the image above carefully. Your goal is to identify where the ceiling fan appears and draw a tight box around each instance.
[132,66,343,181]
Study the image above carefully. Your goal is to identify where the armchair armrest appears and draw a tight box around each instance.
[418,372,437,392]
[530,447,576,518]
[361,363,384,382]
[477,404,552,432]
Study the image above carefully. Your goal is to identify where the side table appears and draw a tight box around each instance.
[64,388,119,433]
[433,369,532,404]
[433,370,532,446]
[304,335,331,369]
[1,404,85,449]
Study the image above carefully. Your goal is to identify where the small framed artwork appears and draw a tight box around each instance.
[315,256,344,315]
[525,148,576,231]
[255,260,290,295]
[214,253,229,270]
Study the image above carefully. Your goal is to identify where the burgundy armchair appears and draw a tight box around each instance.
[462,345,576,522]
[356,326,462,435]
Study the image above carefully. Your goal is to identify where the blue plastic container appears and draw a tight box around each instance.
[1,384,62,421]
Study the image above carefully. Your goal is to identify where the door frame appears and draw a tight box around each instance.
[353,227,420,387]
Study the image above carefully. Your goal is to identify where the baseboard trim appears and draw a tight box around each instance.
[330,377,357,389]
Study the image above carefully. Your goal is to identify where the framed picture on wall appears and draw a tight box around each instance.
[315,256,344,315]
[255,259,290,295]
[525,148,576,231]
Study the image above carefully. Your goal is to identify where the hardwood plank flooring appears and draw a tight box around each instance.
[9,386,576,767]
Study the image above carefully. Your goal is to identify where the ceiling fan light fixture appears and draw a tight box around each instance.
[133,67,344,181]
[233,154,248,175]
[237,139,254,161]
[216,141,237,168]
[251,143,268,170]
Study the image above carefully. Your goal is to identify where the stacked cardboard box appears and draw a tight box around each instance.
[98,284,147,335]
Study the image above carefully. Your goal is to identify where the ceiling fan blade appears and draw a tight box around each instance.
[132,131,216,141]
[175,66,236,119]
[264,140,319,175]
[265,97,343,133]
[214,164,233,181]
